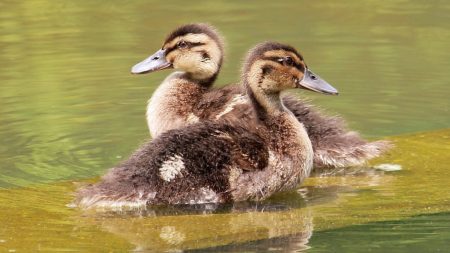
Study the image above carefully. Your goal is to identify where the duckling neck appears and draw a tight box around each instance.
[246,84,286,121]
[244,81,314,196]
[147,72,206,137]
[180,58,222,87]
[183,71,219,87]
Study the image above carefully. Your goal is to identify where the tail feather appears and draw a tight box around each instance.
[314,139,392,168]
[76,185,151,210]
[75,168,154,210]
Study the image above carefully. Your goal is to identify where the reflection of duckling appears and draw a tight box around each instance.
[132,23,390,168]
[77,42,338,209]
[93,206,313,252]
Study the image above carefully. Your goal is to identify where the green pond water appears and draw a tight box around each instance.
[1,0,449,252]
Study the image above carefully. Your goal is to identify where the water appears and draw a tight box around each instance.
[196,212,450,252]
[1,0,449,252]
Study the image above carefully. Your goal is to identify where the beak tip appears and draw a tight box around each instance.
[131,67,139,74]
[330,90,339,96]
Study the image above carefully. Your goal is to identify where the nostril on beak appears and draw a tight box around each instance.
[152,56,159,60]
[311,75,317,80]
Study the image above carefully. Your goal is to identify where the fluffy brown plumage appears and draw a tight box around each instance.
[77,42,318,209]
[133,23,390,168]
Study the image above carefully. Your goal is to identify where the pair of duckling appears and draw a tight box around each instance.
[76,24,389,209]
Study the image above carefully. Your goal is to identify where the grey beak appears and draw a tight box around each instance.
[131,49,172,74]
[298,69,339,95]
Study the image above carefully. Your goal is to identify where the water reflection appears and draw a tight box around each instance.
[189,232,312,253]
[81,197,315,252]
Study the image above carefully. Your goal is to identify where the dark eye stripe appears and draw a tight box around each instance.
[262,56,281,62]
[199,51,210,60]
[165,42,206,56]
[262,57,305,72]
[190,42,206,47]
[293,62,305,72]
[165,46,177,55]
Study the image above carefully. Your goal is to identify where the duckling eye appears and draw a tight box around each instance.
[284,57,294,66]
[177,41,188,49]
[277,57,294,66]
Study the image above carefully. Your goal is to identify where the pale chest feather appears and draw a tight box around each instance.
[146,72,203,137]
[284,112,314,177]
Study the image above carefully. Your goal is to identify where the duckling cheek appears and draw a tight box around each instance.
[199,60,218,77]
[285,70,301,88]
[174,54,198,71]
[166,54,177,67]
[271,74,294,89]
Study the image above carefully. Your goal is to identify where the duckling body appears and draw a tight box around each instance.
[78,116,311,207]
[77,42,321,209]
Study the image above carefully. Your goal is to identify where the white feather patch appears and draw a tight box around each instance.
[215,94,247,119]
[159,155,185,182]
[193,187,219,204]
[186,113,199,123]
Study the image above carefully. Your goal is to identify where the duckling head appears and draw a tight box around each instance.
[243,41,338,95]
[132,23,224,83]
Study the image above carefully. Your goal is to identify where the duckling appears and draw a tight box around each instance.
[132,23,390,168]
[77,42,336,209]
